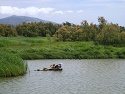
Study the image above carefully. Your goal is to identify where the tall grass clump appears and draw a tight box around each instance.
[0,52,27,77]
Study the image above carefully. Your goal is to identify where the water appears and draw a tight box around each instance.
[0,59,125,94]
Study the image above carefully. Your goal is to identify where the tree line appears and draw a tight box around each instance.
[0,16,125,46]
[0,22,61,37]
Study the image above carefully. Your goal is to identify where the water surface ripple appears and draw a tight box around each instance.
[0,59,125,94]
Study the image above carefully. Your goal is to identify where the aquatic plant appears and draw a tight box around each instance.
[0,52,27,77]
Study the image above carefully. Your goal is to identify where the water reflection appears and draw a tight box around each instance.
[0,59,125,94]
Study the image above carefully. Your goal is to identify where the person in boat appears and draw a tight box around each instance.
[55,64,59,69]
[48,64,55,69]
[55,64,62,69]
[58,64,62,69]
[50,64,55,68]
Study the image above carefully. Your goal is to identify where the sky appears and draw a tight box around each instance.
[0,0,125,26]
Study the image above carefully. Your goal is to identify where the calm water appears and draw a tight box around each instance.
[0,59,125,94]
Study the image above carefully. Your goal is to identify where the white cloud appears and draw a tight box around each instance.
[53,10,74,14]
[0,6,55,16]
[65,10,73,13]
[76,10,84,13]
[0,6,76,16]
[54,11,64,14]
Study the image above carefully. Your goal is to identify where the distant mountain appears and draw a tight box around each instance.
[0,15,52,25]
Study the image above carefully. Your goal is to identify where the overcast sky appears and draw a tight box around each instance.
[0,0,125,26]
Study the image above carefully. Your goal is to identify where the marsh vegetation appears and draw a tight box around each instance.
[0,52,27,77]
[0,37,125,60]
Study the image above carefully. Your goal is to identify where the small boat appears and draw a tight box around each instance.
[35,68,63,71]
[35,64,63,71]
[47,68,63,71]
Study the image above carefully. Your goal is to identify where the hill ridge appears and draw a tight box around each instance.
[0,15,51,25]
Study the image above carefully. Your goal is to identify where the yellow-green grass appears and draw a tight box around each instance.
[0,52,27,77]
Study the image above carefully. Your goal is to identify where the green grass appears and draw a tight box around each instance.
[0,37,125,59]
[0,52,27,77]
[1,37,125,77]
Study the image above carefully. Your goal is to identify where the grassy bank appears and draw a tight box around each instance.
[0,52,27,77]
[0,37,125,59]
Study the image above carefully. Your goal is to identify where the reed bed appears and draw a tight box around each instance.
[0,52,27,77]
[0,37,125,59]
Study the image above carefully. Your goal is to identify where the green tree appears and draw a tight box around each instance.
[89,23,97,41]
[63,21,72,26]
[56,26,69,41]
[119,32,125,45]
[96,23,120,45]
[98,16,107,30]
[81,20,88,26]
[0,24,17,37]
[81,20,91,41]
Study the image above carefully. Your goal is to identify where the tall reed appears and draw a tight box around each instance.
[0,52,27,77]
[1,37,125,59]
